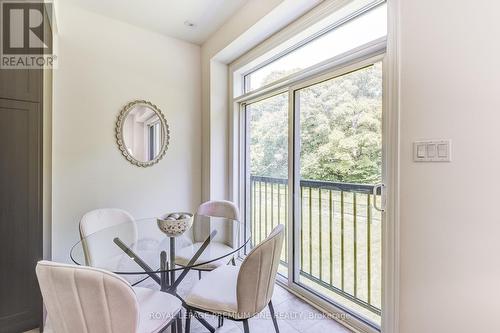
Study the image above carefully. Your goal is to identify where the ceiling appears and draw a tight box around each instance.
[66,0,250,44]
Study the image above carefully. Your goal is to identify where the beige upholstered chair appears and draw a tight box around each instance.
[35,261,182,333]
[175,200,240,278]
[79,208,137,266]
[79,208,149,286]
[197,200,240,221]
[184,224,284,333]
[79,208,136,237]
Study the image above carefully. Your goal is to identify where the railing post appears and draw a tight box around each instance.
[285,182,288,261]
[308,187,313,275]
[367,193,372,305]
[265,181,268,236]
[259,181,262,243]
[319,188,323,281]
[248,175,380,315]
[252,179,256,247]
[353,192,357,298]
[300,186,304,270]
[329,190,333,285]
[341,190,345,291]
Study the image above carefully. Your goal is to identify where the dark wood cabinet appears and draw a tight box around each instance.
[0,3,51,331]
[0,99,43,332]
[0,69,42,102]
[0,2,52,331]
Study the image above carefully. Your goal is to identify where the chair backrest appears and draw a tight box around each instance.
[80,208,135,237]
[193,201,240,246]
[36,260,139,333]
[236,224,284,317]
[197,200,240,221]
[79,208,137,266]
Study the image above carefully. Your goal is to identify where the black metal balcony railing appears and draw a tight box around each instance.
[249,175,382,315]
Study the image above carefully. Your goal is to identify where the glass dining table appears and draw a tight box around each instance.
[70,214,251,333]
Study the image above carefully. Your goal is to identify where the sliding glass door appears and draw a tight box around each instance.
[238,2,388,329]
[243,62,384,327]
[245,92,289,277]
[293,63,383,325]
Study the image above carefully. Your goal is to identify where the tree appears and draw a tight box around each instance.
[249,63,382,184]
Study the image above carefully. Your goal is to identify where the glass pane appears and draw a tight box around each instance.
[296,63,383,325]
[246,92,289,277]
[245,3,387,92]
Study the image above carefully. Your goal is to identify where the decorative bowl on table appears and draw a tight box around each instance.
[157,212,193,237]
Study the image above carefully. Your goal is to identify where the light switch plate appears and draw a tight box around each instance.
[413,140,451,162]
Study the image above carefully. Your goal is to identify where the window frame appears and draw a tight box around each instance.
[228,1,396,332]
[145,117,161,161]
[240,54,386,332]
[288,56,385,329]
[241,0,387,94]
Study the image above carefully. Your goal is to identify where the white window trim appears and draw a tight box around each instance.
[234,36,386,104]
[228,1,400,332]
[239,53,386,333]
[144,116,160,161]
[239,0,386,91]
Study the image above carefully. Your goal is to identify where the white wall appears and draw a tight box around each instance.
[52,2,201,262]
[398,0,500,332]
[200,0,321,201]
[51,0,500,330]
[201,0,500,332]
[201,0,285,201]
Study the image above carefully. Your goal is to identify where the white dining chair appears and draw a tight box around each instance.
[79,208,149,286]
[79,208,137,265]
[184,224,284,333]
[80,208,135,238]
[197,200,240,221]
[175,200,240,279]
[36,261,182,333]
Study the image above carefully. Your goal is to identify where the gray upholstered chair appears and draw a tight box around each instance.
[35,261,182,333]
[184,224,284,333]
[175,200,240,278]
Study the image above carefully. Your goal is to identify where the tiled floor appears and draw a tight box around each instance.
[174,271,352,333]
[182,284,352,333]
[26,271,351,333]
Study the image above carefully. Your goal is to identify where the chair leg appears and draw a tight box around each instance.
[191,311,215,333]
[176,312,182,333]
[171,320,176,333]
[230,257,236,266]
[242,319,250,333]
[158,315,177,333]
[217,315,224,327]
[268,301,280,333]
[198,270,202,280]
[185,309,191,333]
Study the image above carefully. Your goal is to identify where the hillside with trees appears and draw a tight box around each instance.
[248,63,382,184]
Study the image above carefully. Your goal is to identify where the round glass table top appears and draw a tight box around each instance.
[70,215,250,275]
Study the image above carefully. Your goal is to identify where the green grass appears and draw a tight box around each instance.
[250,180,382,324]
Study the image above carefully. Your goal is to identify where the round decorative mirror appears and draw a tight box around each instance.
[116,100,170,167]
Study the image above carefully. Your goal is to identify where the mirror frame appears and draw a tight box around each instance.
[115,100,170,167]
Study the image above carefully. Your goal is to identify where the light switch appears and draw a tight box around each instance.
[413,139,451,162]
[437,144,447,158]
[427,144,436,158]
[417,144,426,158]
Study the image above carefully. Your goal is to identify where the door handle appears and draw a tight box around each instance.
[373,183,386,212]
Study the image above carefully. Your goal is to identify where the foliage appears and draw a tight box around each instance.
[248,63,382,184]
